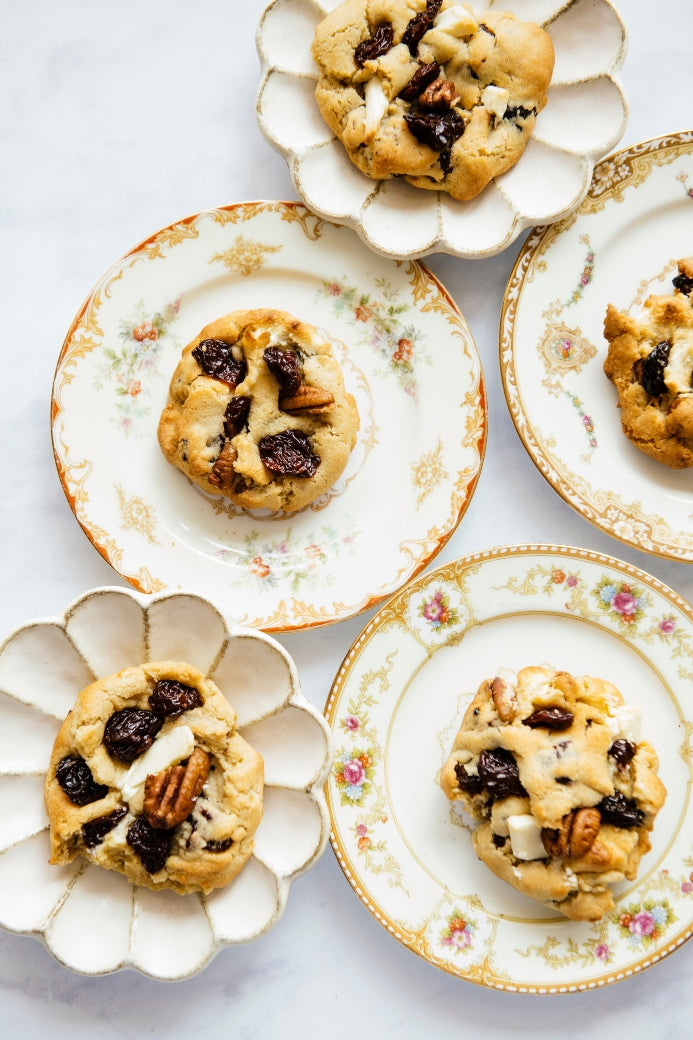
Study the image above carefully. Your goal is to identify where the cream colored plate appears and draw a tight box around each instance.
[501,131,693,561]
[51,201,485,631]
[0,587,332,979]
[326,545,693,992]
[256,0,627,259]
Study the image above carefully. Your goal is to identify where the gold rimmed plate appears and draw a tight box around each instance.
[325,544,692,992]
[51,201,486,631]
[501,131,693,562]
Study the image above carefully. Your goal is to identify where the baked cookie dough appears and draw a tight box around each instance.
[603,258,693,468]
[45,661,264,895]
[158,309,359,513]
[311,0,554,201]
[440,665,666,921]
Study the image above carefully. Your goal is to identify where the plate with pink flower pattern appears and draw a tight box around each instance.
[51,201,485,632]
[326,544,693,992]
[501,131,693,562]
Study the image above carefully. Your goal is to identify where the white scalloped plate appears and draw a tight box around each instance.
[326,545,693,992]
[501,131,693,562]
[256,0,628,259]
[0,587,332,979]
[51,201,486,631]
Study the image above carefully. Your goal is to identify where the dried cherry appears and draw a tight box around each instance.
[608,739,637,771]
[404,109,464,151]
[103,708,163,763]
[505,104,535,123]
[454,761,483,794]
[126,816,171,873]
[204,838,234,853]
[398,62,440,101]
[354,22,393,66]
[149,679,202,719]
[478,748,526,800]
[673,272,693,295]
[522,707,574,730]
[439,147,453,174]
[597,792,645,828]
[224,396,251,438]
[259,430,320,477]
[263,346,302,395]
[82,806,128,849]
[636,340,671,397]
[56,755,108,807]
[192,339,247,388]
[402,0,442,54]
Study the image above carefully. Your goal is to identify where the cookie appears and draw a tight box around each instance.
[158,309,360,513]
[311,0,554,201]
[603,259,693,468]
[440,666,666,921]
[45,661,264,895]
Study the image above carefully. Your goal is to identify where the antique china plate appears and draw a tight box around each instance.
[256,0,627,259]
[501,131,693,561]
[51,201,486,631]
[326,545,693,992]
[0,587,332,979]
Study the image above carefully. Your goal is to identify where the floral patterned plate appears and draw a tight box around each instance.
[501,131,693,562]
[326,545,693,992]
[51,201,486,631]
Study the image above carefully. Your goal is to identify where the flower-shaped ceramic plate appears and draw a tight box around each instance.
[326,544,693,992]
[0,587,332,979]
[501,131,693,562]
[51,201,486,631]
[256,0,627,259]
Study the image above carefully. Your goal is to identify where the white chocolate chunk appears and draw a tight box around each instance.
[507,814,547,861]
[606,705,642,743]
[433,4,479,36]
[481,85,509,120]
[364,76,389,143]
[664,333,693,394]
[104,814,130,848]
[119,725,195,803]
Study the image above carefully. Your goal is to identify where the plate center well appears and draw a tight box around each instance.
[384,611,676,918]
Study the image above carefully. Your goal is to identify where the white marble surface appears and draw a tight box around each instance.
[1,0,693,1034]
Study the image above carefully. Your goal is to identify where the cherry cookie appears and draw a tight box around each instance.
[604,258,693,468]
[45,661,264,894]
[440,665,666,921]
[311,0,554,201]
[157,309,359,513]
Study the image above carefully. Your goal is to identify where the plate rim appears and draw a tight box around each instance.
[50,199,487,632]
[499,128,693,563]
[324,541,693,993]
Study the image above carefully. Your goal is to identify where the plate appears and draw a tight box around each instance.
[255,0,627,260]
[325,544,693,992]
[51,201,486,631]
[501,131,693,561]
[0,586,332,979]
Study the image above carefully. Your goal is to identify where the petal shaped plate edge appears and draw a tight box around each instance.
[255,0,628,259]
[0,585,333,979]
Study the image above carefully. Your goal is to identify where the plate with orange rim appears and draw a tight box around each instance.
[325,544,693,992]
[501,131,693,562]
[51,201,486,632]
